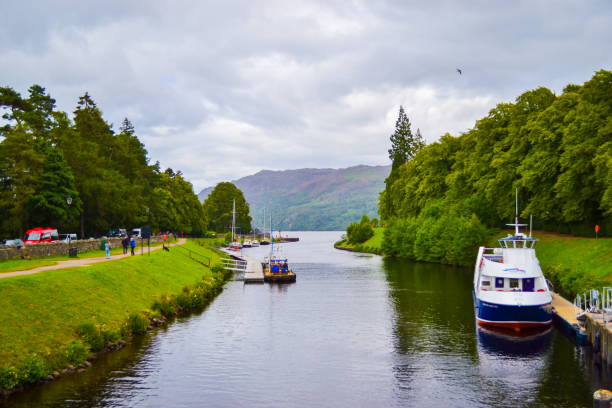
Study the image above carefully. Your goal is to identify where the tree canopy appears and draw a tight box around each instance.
[380,69,612,238]
[202,182,252,234]
[0,86,205,238]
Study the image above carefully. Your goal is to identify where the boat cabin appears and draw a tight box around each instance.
[478,275,548,293]
[498,234,537,249]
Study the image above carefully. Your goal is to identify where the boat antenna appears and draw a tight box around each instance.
[506,188,527,236]
[515,188,519,235]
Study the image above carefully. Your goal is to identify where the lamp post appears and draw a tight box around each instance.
[66,196,72,244]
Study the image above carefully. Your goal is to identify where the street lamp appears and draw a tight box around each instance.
[66,196,72,246]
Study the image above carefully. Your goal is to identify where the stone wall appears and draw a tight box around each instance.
[0,236,166,261]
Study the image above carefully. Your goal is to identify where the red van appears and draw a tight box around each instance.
[24,227,59,244]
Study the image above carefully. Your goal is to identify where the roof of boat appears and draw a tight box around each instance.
[499,234,537,241]
[482,251,543,278]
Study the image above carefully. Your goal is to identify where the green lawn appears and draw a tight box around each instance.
[0,240,177,273]
[533,232,612,297]
[0,239,225,368]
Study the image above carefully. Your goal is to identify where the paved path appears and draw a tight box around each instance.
[0,239,187,279]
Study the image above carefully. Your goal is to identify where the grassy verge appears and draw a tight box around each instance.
[532,232,612,298]
[0,238,228,393]
[334,227,384,255]
[336,226,612,298]
[0,240,176,273]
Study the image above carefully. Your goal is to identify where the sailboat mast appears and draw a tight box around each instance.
[231,199,236,242]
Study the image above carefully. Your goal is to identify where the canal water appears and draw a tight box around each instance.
[4,231,609,407]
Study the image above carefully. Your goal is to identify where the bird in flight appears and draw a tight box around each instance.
[456,68,462,75]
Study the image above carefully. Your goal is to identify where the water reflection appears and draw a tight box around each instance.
[477,326,553,356]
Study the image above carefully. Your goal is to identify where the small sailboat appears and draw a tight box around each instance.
[227,200,242,251]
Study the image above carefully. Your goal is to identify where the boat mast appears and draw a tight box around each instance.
[231,199,236,242]
[270,211,273,258]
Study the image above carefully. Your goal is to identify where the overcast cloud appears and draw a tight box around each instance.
[2,0,611,191]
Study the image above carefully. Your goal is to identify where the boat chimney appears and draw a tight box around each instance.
[529,214,533,238]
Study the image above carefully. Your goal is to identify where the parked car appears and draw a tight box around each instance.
[24,227,59,244]
[59,233,78,243]
[131,228,142,238]
[108,229,127,237]
[2,239,24,248]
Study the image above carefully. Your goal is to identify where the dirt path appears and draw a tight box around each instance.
[0,239,187,279]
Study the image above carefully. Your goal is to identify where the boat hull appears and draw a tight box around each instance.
[473,292,552,330]
[264,273,296,283]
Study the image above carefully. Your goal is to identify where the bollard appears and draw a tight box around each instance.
[593,389,612,408]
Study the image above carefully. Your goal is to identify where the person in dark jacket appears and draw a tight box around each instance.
[122,236,129,254]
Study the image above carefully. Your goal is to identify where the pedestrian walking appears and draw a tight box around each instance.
[105,239,111,259]
[130,236,136,256]
[122,236,128,254]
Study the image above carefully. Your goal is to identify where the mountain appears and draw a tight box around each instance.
[198,165,391,231]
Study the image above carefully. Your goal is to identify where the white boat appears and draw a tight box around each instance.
[243,240,252,248]
[251,240,260,247]
[473,194,552,331]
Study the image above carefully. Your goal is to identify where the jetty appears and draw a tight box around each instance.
[551,291,588,344]
[219,248,264,283]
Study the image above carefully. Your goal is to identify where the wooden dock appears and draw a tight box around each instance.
[219,249,264,283]
[551,291,588,344]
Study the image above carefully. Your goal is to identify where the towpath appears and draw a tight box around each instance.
[0,239,187,279]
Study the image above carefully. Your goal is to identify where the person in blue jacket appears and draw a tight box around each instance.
[130,236,136,255]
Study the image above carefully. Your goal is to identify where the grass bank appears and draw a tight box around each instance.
[335,227,612,298]
[0,239,228,393]
[532,232,612,298]
[334,227,384,255]
[0,240,175,274]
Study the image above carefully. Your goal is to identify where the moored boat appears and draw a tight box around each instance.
[243,240,252,248]
[251,239,260,247]
[473,196,552,332]
[264,257,296,283]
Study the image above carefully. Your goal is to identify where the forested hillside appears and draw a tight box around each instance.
[0,86,205,238]
[199,165,390,230]
[381,69,612,265]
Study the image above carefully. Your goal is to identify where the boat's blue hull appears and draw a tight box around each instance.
[473,291,552,329]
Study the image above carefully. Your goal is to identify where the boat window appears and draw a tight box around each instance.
[523,278,535,292]
[495,277,504,288]
[481,280,490,286]
[516,240,524,248]
[510,279,519,289]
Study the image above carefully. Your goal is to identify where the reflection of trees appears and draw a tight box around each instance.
[383,258,477,358]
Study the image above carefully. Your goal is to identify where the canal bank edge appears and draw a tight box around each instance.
[0,239,231,397]
[334,227,612,299]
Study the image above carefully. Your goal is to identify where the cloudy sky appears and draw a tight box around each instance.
[2,0,611,192]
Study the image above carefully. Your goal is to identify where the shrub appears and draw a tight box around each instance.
[65,340,89,365]
[77,322,105,352]
[19,355,47,384]
[346,214,375,244]
[152,294,175,317]
[0,365,19,390]
[128,313,149,335]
